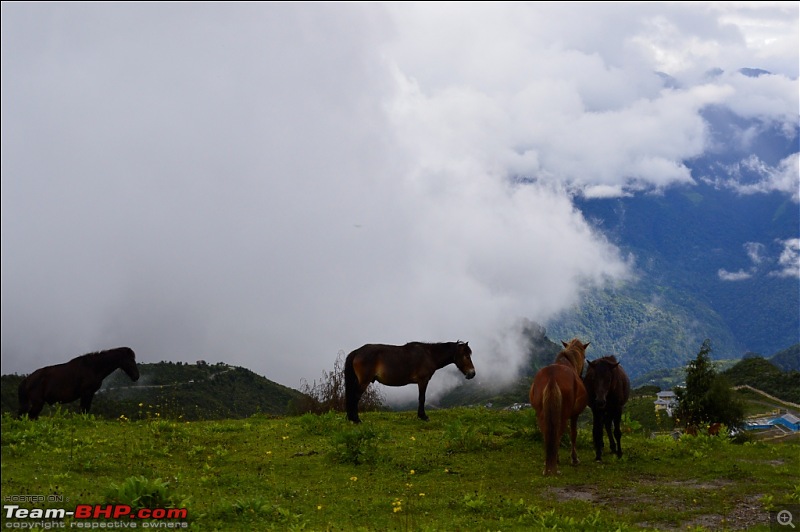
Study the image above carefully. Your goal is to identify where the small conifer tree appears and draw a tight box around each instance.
[674,339,744,431]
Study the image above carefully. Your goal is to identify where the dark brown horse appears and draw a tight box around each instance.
[18,347,140,420]
[529,339,589,475]
[345,341,475,423]
[583,355,630,461]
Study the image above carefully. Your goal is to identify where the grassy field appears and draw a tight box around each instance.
[1,407,798,531]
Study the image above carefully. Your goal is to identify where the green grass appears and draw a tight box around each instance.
[1,408,797,531]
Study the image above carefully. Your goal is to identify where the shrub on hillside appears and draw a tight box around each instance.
[290,350,385,415]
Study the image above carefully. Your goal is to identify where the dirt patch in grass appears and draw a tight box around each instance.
[543,485,598,503]
[636,495,768,531]
[679,496,768,531]
[663,478,733,489]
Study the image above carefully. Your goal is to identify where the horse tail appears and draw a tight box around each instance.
[344,350,361,423]
[542,380,562,475]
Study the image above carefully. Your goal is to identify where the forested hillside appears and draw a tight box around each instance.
[721,355,800,404]
[769,343,800,371]
[1,361,307,420]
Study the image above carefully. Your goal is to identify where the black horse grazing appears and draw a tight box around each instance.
[583,355,630,461]
[18,347,140,420]
[345,341,475,423]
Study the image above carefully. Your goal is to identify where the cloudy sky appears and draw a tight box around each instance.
[2,2,797,397]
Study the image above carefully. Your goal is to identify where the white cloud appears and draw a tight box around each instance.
[771,238,800,279]
[718,269,753,281]
[745,242,766,264]
[1,2,796,391]
[715,153,800,202]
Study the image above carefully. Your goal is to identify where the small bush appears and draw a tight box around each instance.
[329,424,384,465]
[105,475,190,511]
[298,410,341,435]
[443,420,484,453]
[290,350,385,415]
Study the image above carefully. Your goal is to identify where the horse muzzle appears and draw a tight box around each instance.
[464,369,476,380]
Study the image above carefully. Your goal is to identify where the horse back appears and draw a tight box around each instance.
[530,364,587,417]
[22,362,90,404]
[348,343,434,386]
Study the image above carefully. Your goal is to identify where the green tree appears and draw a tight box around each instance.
[704,374,744,428]
[674,339,744,430]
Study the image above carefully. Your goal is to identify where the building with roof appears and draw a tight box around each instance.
[654,391,677,417]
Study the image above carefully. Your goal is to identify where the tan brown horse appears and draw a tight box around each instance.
[345,341,475,423]
[18,347,140,420]
[529,339,589,475]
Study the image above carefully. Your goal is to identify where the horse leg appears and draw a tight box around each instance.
[80,393,94,415]
[346,387,364,423]
[344,359,365,423]
[592,409,604,461]
[17,398,31,420]
[569,414,580,466]
[604,413,616,456]
[613,410,623,458]
[346,382,368,424]
[417,381,429,421]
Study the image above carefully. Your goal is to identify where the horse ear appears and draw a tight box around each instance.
[561,340,569,348]
[612,362,620,368]
[583,341,591,349]
[588,360,597,367]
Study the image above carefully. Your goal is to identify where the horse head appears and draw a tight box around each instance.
[587,358,619,409]
[455,341,476,380]
[118,347,141,382]
[560,339,590,375]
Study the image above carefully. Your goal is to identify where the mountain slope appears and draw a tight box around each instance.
[436,326,799,409]
[551,98,799,374]
[1,361,307,420]
[721,355,800,404]
[546,281,740,379]
[770,343,800,371]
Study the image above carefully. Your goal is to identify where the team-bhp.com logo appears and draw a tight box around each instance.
[3,504,188,528]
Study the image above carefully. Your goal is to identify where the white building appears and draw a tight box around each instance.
[654,391,677,417]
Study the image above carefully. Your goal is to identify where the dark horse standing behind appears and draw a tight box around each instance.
[529,339,590,476]
[18,347,140,420]
[345,341,475,423]
[583,355,630,462]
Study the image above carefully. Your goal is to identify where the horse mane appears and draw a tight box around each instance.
[591,355,618,365]
[406,340,466,347]
[72,347,135,364]
[555,339,587,374]
[404,341,467,350]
